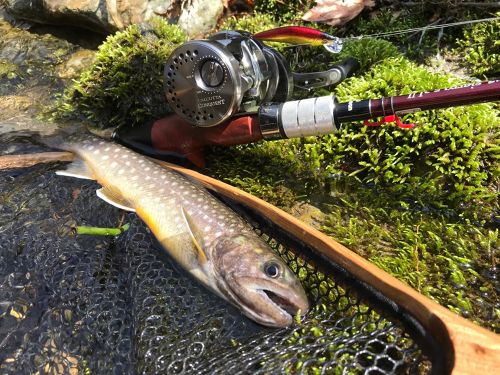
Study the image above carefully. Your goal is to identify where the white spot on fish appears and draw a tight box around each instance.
[88,146,94,150]
[104,147,110,151]
[111,162,117,167]
[146,176,150,180]
[132,176,138,180]
[215,232,222,237]
[93,150,100,154]
[145,167,150,171]
[114,149,120,153]
[204,226,211,232]
[102,155,109,160]
[126,161,130,166]
[122,154,128,159]
[118,169,124,175]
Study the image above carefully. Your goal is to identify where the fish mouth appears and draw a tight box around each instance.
[225,276,309,328]
[258,289,303,316]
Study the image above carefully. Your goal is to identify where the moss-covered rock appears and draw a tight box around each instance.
[455,15,499,78]
[220,13,282,34]
[218,57,499,217]
[319,181,499,331]
[54,17,186,129]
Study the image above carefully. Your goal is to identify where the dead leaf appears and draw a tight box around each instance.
[302,0,375,26]
[72,188,81,201]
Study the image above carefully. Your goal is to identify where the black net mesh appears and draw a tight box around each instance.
[0,134,442,374]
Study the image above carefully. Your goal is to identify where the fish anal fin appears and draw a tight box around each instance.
[96,187,135,212]
[181,206,209,265]
[56,159,94,180]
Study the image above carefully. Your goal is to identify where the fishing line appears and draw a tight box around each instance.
[281,16,499,49]
[344,16,500,40]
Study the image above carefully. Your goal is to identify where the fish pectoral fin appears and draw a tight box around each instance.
[56,158,94,180]
[180,206,209,265]
[96,187,136,212]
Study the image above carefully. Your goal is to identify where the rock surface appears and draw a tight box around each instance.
[3,0,224,36]
[0,10,95,126]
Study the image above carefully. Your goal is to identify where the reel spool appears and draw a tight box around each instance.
[164,31,292,127]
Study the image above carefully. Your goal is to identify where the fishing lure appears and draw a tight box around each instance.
[254,26,343,53]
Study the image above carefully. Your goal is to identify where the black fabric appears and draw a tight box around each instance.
[0,135,437,374]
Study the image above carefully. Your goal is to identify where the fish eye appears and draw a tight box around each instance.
[264,261,281,278]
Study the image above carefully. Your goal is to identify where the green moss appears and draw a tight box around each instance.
[254,0,315,23]
[0,60,18,79]
[52,17,186,129]
[210,56,499,218]
[220,13,282,34]
[305,57,498,216]
[206,145,299,208]
[455,15,500,78]
[319,183,499,331]
[330,38,401,73]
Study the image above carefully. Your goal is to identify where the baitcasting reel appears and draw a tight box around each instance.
[164,29,357,131]
[115,26,500,167]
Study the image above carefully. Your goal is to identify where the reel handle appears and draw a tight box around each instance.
[292,58,360,90]
[336,58,360,81]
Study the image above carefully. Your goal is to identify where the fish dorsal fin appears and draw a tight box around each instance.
[96,187,136,212]
[56,159,94,180]
[181,206,209,265]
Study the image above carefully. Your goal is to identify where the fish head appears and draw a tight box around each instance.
[214,233,309,327]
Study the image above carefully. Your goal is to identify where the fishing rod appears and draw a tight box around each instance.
[113,26,500,166]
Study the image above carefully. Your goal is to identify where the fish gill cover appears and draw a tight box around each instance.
[0,135,439,374]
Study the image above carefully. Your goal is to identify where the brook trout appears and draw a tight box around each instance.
[54,135,309,327]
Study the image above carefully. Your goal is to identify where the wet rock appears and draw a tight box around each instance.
[55,49,95,79]
[0,15,95,122]
[291,203,325,229]
[3,0,224,36]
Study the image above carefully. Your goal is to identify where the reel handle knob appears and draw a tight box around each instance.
[336,58,360,81]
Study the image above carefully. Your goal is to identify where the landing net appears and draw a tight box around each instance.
[0,134,443,374]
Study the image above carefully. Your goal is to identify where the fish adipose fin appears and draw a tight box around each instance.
[56,159,94,180]
[96,187,136,212]
[181,206,209,265]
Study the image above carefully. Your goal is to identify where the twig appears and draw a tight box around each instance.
[0,152,74,170]
[73,223,130,236]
